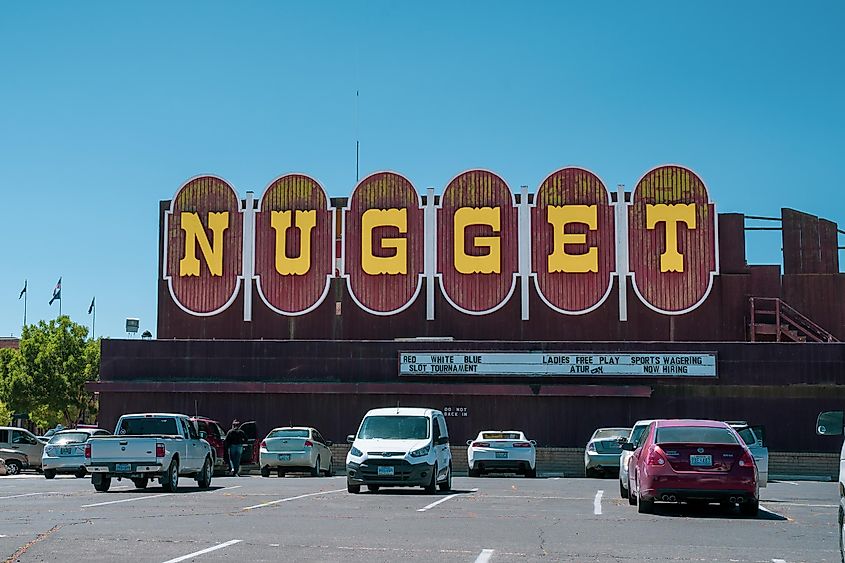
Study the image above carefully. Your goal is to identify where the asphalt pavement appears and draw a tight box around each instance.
[0,472,838,562]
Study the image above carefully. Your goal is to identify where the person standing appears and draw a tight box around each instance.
[224,420,247,476]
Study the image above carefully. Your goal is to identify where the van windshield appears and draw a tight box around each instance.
[358,416,429,440]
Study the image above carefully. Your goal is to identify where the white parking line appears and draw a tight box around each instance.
[593,490,604,515]
[0,492,57,500]
[207,485,242,494]
[771,559,787,563]
[417,488,478,512]
[81,493,171,508]
[243,488,345,510]
[160,539,242,563]
[474,548,495,563]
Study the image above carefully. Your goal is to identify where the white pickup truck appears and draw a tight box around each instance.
[86,413,213,492]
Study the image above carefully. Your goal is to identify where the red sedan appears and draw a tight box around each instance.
[624,419,758,516]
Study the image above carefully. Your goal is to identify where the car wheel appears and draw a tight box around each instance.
[620,479,628,499]
[311,457,321,477]
[439,464,452,492]
[132,477,149,489]
[628,476,637,506]
[741,498,759,518]
[367,485,380,493]
[424,464,438,495]
[526,466,537,478]
[75,468,87,479]
[277,469,285,478]
[468,466,480,478]
[162,460,179,493]
[325,458,334,477]
[93,474,111,492]
[44,469,56,480]
[197,457,212,489]
[261,466,271,478]
[5,460,21,475]
[347,483,361,494]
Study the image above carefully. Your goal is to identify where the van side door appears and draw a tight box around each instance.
[432,415,450,480]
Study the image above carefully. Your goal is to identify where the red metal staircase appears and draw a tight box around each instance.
[749,297,838,342]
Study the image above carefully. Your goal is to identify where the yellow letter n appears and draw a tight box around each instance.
[271,210,317,276]
[646,203,696,272]
[179,212,229,276]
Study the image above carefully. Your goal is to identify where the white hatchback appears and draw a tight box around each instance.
[467,430,536,477]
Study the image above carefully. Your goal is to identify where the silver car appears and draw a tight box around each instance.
[0,448,29,475]
[42,428,110,479]
[619,419,655,498]
[584,427,631,477]
[259,427,334,477]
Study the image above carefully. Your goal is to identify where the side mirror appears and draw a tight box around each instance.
[466,440,473,446]
[199,431,207,440]
[325,440,333,447]
[346,434,355,444]
[436,436,449,445]
[817,411,845,436]
[621,442,635,451]
[530,440,537,446]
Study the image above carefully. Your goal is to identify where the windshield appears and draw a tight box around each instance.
[49,432,90,445]
[118,417,179,436]
[629,424,649,446]
[358,416,429,440]
[481,432,521,440]
[656,426,739,445]
[268,429,309,439]
[593,428,630,440]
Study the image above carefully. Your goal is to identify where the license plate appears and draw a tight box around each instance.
[60,447,72,455]
[495,451,508,459]
[689,455,712,467]
[115,463,132,472]
[377,466,394,476]
[278,454,290,461]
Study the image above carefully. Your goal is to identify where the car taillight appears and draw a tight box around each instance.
[84,443,91,459]
[304,440,313,447]
[738,450,755,468]
[471,442,490,448]
[646,447,667,466]
[156,443,165,458]
[513,442,532,448]
[260,440,267,449]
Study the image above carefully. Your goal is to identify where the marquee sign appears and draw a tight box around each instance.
[162,165,719,320]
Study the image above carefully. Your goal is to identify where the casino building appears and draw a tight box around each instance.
[92,166,845,456]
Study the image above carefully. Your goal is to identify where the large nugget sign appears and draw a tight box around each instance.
[163,165,718,320]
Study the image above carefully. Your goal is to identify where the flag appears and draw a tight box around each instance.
[19,280,26,299]
[88,297,95,315]
[49,277,61,305]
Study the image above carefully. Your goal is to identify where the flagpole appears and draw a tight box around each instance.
[23,287,27,328]
[92,303,96,339]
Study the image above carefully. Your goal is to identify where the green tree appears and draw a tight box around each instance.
[0,316,100,427]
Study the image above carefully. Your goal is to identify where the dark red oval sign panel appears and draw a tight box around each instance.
[254,174,334,315]
[164,175,243,316]
[532,168,616,314]
[628,165,718,314]
[437,170,518,314]
[344,172,424,314]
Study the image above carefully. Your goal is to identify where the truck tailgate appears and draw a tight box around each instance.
[89,437,160,464]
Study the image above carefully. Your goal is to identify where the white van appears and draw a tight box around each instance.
[346,407,452,494]
[0,427,44,469]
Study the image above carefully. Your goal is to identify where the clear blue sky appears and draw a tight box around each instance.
[1,2,843,338]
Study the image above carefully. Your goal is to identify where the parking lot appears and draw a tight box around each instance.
[0,472,838,563]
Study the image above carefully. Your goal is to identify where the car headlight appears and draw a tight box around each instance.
[350,446,363,457]
[409,445,430,458]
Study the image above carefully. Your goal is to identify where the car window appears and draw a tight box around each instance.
[736,427,756,446]
[49,432,90,445]
[119,417,179,435]
[437,417,448,438]
[593,429,630,440]
[313,431,326,444]
[629,424,649,447]
[656,426,739,445]
[358,416,430,440]
[12,430,37,445]
[432,418,442,441]
[0,429,8,443]
[267,429,310,439]
[186,420,199,440]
